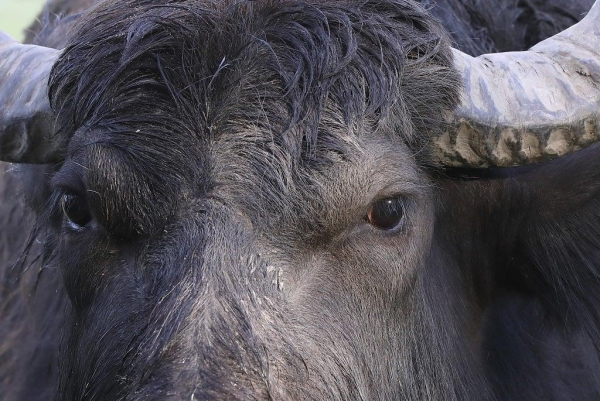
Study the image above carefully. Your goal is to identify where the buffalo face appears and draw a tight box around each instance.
[33,1,464,399]
[1,0,600,399]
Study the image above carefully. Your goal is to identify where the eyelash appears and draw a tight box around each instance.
[47,188,78,226]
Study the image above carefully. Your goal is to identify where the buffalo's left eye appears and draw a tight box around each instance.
[61,193,92,228]
[367,197,405,231]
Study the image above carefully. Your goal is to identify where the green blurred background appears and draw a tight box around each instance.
[0,0,47,41]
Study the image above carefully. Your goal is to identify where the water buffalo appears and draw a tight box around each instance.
[1,0,599,399]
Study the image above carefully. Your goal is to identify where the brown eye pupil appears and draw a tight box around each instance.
[367,197,405,230]
[62,193,92,227]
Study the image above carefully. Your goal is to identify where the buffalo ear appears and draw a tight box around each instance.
[0,32,62,163]
[509,144,600,338]
[450,143,600,315]
[436,144,600,357]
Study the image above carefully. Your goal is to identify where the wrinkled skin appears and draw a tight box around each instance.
[1,0,599,400]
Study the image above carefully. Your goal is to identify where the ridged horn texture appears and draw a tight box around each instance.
[0,32,61,163]
[436,0,600,167]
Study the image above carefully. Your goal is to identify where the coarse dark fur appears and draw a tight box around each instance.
[0,0,598,399]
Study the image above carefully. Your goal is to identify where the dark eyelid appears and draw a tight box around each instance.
[364,193,405,214]
[53,181,85,197]
[47,163,88,221]
[51,163,87,196]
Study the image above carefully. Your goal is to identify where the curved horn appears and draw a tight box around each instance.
[0,32,61,163]
[435,0,600,167]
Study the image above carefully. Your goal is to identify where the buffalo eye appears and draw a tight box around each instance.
[367,197,405,231]
[61,193,92,228]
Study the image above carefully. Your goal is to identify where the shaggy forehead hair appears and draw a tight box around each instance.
[49,1,459,203]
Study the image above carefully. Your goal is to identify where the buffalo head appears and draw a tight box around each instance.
[1,0,599,399]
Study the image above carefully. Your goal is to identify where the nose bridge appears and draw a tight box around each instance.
[99,203,268,396]
[151,198,268,324]
[174,199,255,266]
[145,203,279,399]
[153,200,247,260]
[190,202,273,310]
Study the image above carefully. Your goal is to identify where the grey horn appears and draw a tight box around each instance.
[0,32,61,163]
[436,0,600,167]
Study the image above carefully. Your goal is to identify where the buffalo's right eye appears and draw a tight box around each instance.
[366,196,406,231]
[61,193,92,228]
